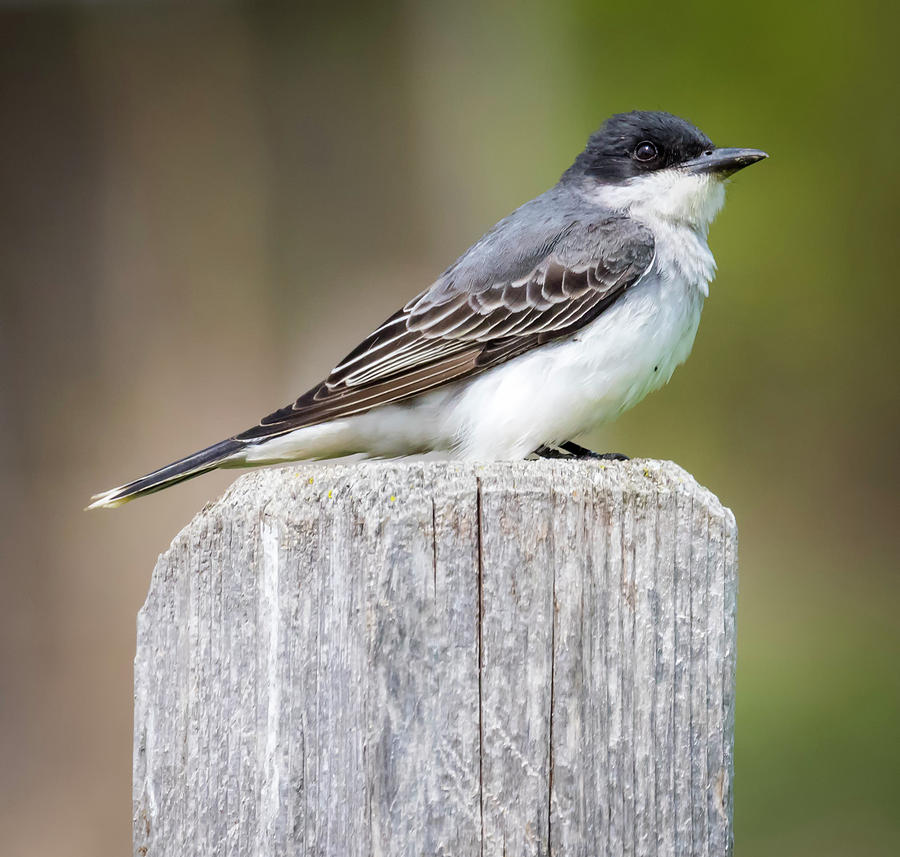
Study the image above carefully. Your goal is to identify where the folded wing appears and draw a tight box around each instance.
[238,216,654,441]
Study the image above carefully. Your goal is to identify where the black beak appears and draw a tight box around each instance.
[682,147,768,177]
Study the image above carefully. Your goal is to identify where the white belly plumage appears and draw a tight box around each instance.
[442,265,706,458]
[238,234,713,465]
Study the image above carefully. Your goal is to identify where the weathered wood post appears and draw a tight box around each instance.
[134,459,737,856]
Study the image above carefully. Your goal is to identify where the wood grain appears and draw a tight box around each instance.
[133,459,738,856]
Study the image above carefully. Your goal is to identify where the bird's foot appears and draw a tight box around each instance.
[560,441,630,460]
[533,441,630,461]
[533,444,568,459]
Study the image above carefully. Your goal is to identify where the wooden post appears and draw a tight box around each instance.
[133,460,737,857]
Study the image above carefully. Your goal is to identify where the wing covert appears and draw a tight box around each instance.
[238,216,654,441]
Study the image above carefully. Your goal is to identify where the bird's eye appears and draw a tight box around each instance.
[634,141,658,162]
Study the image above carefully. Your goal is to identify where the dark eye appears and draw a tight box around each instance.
[634,141,658,162]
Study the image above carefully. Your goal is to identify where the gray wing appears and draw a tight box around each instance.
[237,212,654,441]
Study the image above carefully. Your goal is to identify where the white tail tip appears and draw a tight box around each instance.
[85,489,132,511]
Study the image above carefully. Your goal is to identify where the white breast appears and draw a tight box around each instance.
[431,177,721,457]
[438,249,708,458]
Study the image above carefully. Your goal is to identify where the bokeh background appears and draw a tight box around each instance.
[1,2,898,855]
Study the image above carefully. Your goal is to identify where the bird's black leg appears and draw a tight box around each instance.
[532,441,629,460]
[559,441,630,461]
[533,443,568,459]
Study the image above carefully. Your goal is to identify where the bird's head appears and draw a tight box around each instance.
[567,110,767,232]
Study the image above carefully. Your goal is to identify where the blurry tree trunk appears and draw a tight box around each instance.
[133,460,738,856]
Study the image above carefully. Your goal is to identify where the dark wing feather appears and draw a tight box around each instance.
[237,217,654,442]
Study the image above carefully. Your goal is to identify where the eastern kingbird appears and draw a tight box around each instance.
[89,110,766,509]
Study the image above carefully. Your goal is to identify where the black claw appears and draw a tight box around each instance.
[533,444,568,459]
[532,441,630,461]
[560,441,629,461]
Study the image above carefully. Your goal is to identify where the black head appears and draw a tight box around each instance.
[567,111,766,184]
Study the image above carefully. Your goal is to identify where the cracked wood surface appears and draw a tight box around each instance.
[133,459,738,857]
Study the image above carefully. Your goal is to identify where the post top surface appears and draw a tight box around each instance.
[181,458,734,544]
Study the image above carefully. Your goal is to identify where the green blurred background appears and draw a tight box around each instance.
[1,2,897,855]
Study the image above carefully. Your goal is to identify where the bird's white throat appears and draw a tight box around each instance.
[589,169,726,234]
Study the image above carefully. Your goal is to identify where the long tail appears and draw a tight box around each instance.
[86,438,245,510]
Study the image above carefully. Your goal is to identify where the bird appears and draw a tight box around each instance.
[88,110,766,509]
